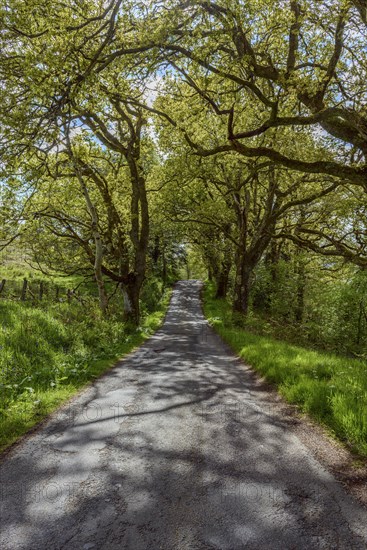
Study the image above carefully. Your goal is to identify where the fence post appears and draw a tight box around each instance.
[67,289,72,303]
[39,281,44,300]
[21,278,28,301]
[0,279,6,295]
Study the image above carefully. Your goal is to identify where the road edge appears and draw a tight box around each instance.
[199,282,367,509]
[0,285,175,462]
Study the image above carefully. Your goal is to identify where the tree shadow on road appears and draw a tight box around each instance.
[1,282,366,549]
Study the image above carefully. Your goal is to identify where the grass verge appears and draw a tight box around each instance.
[203,282,367,457]
[0,288,172,453]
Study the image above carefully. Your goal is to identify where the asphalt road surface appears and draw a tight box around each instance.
[1,280,367,550]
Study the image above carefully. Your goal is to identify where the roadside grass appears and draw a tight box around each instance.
[203,282,367,457]
[0,288,171,453]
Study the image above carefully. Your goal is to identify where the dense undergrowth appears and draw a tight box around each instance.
[203,282,367,457]
[0,284,171,453]
[250,261,367,358]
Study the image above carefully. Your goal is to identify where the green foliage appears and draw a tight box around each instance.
[0,288,171,452]
[204,282,367,457]
[1,0,367,459]
[250,255,367,357]
[140,276,164,313]
[334,271,367,353]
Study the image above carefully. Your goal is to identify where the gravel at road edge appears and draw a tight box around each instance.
[1,280,367,549]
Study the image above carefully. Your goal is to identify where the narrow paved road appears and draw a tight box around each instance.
[1,281,367,550]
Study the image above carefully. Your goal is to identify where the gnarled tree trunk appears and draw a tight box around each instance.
[215,255,232,299]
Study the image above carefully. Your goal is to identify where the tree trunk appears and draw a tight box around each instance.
[21,278,28,301]
[0,279,6,294]
[233,254,252,317]
[67,128,109,316]
[295,252,306,323]
[94,232,108,316]
[357,300,364,346]
[162,247,168,285]
[215,258,231,299]
[267,240,280,284]
[152,235,160,265]
[185,255,191,279]
[126,143,149,326]
[295,267,306,323]
[83,190,108,315]
[122,277,141,325]
[205,253,219,285]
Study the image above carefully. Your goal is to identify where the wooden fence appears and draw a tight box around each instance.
[0,278,94,304]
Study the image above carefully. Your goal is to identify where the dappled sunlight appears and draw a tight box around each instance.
[1,281,367,549]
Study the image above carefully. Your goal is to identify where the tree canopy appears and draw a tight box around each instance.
[1,0,367,326]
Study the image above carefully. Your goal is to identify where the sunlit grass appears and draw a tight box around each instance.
[0,288,171,452]
[203,282,367,457]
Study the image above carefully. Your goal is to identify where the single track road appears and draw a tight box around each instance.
[1,280,367,549]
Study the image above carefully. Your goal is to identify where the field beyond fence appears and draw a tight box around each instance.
[0,277,96,304]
